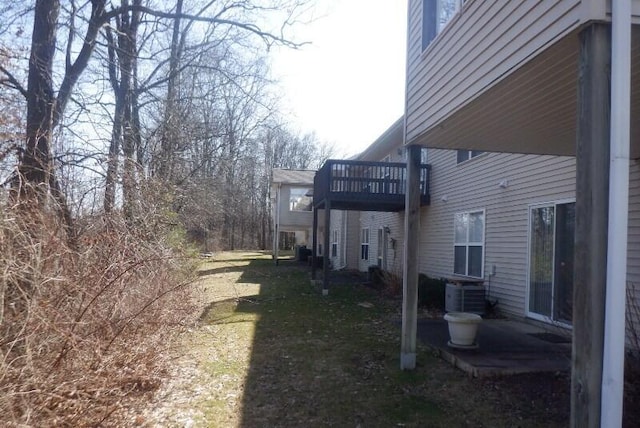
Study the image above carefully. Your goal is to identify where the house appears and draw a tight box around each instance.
[399,0,639,425]
[270,169,316,263]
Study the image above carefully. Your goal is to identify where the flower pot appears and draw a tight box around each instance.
[444,312,482,348]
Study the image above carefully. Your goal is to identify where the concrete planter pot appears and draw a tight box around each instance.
[444,312,482,349]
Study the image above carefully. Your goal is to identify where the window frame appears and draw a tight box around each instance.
[456,150,484,164]
[453,209,485,278]
[288,187,313,212]
[331,229,338,258]
[422,0,465,52]
[420,147,428,164]
[361,228,370,261]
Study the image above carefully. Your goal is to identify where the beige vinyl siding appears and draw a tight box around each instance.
[419,149,576,317]
[356,140,408,272]
[345,211,361,269]
[627,162,640,345]
[622,0,640,24]
[406,0,583,145]
[359,211,405,274]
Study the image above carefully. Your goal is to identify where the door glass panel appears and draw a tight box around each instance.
[554,203,575,323]
[529,206,554,317]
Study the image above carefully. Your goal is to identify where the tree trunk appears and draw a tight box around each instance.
[157,0,183,180]
[18,0,60,198]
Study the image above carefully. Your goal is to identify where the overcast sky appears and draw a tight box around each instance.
[269,0,408,158]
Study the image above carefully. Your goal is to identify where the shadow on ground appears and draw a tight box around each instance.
[194,254,640,427]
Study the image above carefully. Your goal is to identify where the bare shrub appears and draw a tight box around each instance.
[380,268,403,297]
[0,198,197,426]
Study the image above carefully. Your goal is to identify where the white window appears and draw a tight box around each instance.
[454,210,485,277]
[289,187,312,211]
[456,150,484,164]
[422,0,465,51]
[331,229,338,258]
[361,228,370,261]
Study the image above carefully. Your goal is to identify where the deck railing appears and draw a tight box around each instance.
[314,159,430,207]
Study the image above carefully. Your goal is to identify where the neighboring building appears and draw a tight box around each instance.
[270,169,316,262]
[311,118,431,288]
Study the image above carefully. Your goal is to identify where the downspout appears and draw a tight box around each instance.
[601,1,630,426]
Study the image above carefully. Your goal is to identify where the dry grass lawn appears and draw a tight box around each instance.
[137,251,571,427]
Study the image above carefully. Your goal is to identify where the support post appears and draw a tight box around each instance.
[323,202,331,295]
[312,206,318,280]
[573,23,610,428]
[401,144,421,370]
[274,224,279,266]
[273,184,280,265]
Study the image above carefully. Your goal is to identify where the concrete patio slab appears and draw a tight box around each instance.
[416,318,572,377]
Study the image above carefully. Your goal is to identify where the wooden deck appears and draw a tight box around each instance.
[313,159,430,211]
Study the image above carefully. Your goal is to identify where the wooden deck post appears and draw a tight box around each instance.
[274,224,279,266]
[322,202,331,295]
[311,205,318,280]
[572,22,610,428]
[401,144,421,370]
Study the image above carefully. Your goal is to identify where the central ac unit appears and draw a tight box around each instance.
[445,283,485,315]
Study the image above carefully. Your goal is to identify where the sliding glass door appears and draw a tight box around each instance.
[528,202,575,325]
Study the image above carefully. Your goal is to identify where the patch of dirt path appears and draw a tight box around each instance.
[137,254,261,427]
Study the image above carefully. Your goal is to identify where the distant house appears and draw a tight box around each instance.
[270,169,316,263]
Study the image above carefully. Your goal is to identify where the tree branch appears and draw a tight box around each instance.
[0,64,27,98]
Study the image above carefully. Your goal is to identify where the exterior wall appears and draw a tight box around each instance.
[328,210,348,269]
[345,211,361,269]
[418,149,576,317]
[357,141,408,273]
[416,150,640,333]
[405,0,584,145]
